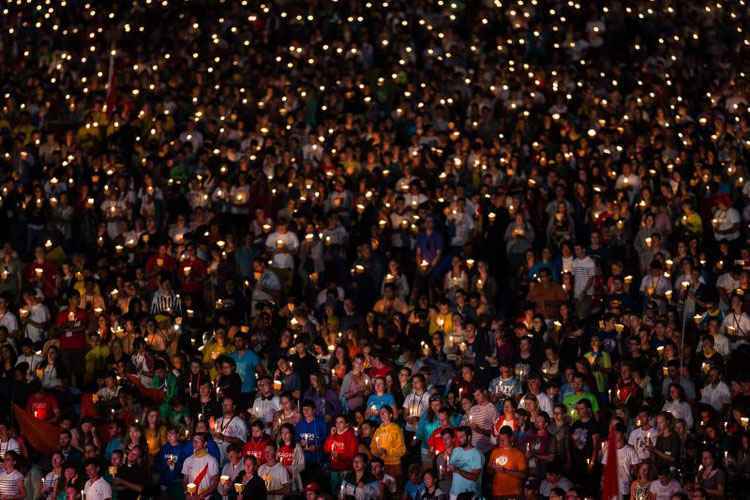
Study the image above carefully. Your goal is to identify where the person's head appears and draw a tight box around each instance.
[370,457,384,477]
[84,459,101,480]
[2,450,18,472]
[575,398,592,420]
[243,454,258,475]
[352,453,368,472]
[455,426,472,448]
[263,444,277,464]
[192,432,207,451]
[222,396,236,416]
[701,450,715,469]
[302,400,316,421]
[498,426,513,447]
[334,414,349,433]
[379,405,394,424]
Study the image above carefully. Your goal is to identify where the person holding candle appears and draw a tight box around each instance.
[217,444,244,499]
[181,433,218,500]
[111,446,145,500]
[276,424,305,494]
[231,455,266,500]
[488,426,527,499]
[324,415,358,494]
[294,400,328,480]
[370,406,406,485]
[257,444,290,500]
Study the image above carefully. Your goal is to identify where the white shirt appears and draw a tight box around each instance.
[257,462,290,500]
[572,256,595,298]
[700,381,731,411]
[662,400,693,428]
[627,426,657,462]
[402,392,431,431]
[83,476,112,500]
[250,395,281,427]
[0,469,23,498]
[601,443,639,496]
[26,303,50,343]
[182,452,218,495]
[213,415,248,462]
[722,311,750,338]
[648,479,682,500]
[0,311,18,334]
[713,207,741,241]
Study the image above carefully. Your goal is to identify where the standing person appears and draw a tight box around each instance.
[323,415,358,494]
[600,423,639,499]
[0,451,26,500]
[468,388,498,454]
[339,453,380,500]
[182,433,219,500]
[229,336,261,410]
[54,292,85,386]
[488,427,527,499]
[217,445,245,499]
[233,455,267,500]
[571,244,596,319]
[294,400,328,480]
[370,406,407,485]
[82,459,112,500]
[212,396,248,464]
[569,400,601,494]
[257,444,291,500]
[277,424,305,495]
[448,427,483,499]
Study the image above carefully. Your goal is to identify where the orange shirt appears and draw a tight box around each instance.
[488,446,527,497]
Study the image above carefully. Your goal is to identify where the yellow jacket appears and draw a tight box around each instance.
[371,422,406,466]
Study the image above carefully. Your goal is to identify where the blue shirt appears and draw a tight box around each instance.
[295,416,329,465]
[449,446,484,496]
[230,349,261,393]
[365,393,396,424]
[404,480,425,500]
[155,441,192,485]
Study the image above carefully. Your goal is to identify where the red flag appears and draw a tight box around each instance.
[602,424,619,500]
[13,404,61,456]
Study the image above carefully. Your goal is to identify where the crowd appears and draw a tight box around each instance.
[1,0,750,499]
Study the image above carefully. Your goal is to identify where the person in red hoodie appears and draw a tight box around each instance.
[177,244,207,297]
[54,291,88,387]
[24,246,59,300]
[242,420,272,465]
[323,414,358,495]
[145,244,177,290]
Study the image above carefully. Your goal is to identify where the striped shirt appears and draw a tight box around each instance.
[150,290,182,315]
[468,402,499,453]
[0,469,23,498]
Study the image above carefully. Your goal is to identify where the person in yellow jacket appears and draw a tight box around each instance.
[370,406,406,484]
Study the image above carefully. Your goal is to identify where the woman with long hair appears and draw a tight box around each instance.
[339,355,370,412]
[277,423,305,495]
[302,372,341,422]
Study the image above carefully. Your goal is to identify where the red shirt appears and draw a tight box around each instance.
[55,307,89,350]
[24,260,59,299]
[277,444,295,466]
[178,258,207,294]
[242,436,271,464]
[27,392,59,421]
[323,428,358,471]
[145,254,176,289]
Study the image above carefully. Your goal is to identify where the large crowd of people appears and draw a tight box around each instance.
[0,0,750,499]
